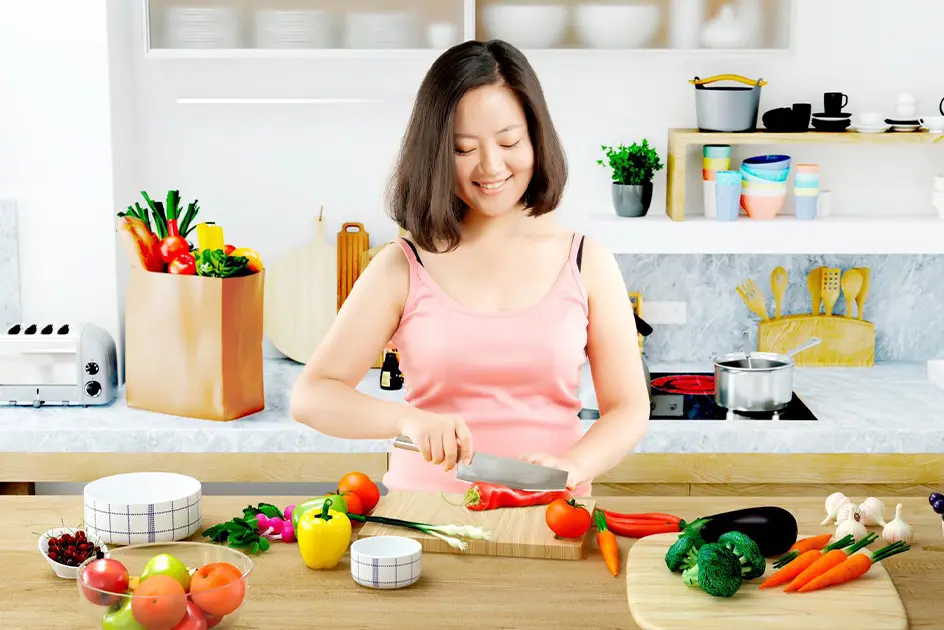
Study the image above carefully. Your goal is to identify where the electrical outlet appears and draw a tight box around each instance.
[641,301,687,325]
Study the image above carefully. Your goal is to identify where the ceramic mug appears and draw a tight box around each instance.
[857,112,883,126]
[703,144,731,158]
[919,116,944,133]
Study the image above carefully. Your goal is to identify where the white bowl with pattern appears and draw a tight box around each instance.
[83,472,202,546]
[350,536,422,590]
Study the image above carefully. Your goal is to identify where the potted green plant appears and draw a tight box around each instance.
[598,139,664,218]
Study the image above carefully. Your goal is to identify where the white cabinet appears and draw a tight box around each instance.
[145,0,472,57]
[144,0,793,57]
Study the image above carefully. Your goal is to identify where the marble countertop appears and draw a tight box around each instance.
[1,358,943,454]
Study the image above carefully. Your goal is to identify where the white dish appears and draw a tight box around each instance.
[889,124,921,132]
[574,3,660,49]
[851,124,890,134]
[83,472,202,546]
[38,528,109,579]
[350,536,422,590]
[482,5,568,49]
[344,10,418,49]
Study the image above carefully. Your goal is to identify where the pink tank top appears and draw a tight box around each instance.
[382,233,592,496]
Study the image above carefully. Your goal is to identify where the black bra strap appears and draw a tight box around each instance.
[403,239,424,266]
[576,235,585,271]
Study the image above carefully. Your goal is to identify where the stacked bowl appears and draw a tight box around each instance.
[793,164,820,220]
[702,145,731,218]
[739,154,791,220]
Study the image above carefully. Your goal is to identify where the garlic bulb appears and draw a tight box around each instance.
[835,511,868,543]
[859,497,887,527]
[821,492,850,526]
[835,501,861,525]
[882,503,914,545]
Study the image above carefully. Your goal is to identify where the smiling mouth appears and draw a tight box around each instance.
[474,175,511,192]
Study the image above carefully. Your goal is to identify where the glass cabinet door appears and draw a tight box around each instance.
[474,0,793,51]
[146,0,471,53]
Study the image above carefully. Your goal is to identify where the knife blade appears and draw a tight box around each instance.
[391,436,569,491]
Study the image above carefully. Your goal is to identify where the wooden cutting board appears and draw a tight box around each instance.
[357,490,595,560]
[262,208,337,363]
[337,222,369,311]
[626,533,908,630]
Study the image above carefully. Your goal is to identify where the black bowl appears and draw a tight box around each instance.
[812,112,851,119]
[811,118,851,132]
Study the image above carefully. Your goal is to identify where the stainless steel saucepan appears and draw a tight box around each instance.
[713,337,821,413]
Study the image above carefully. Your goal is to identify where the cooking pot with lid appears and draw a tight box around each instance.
[713,337,820,413]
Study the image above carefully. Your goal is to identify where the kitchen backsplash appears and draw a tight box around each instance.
[618,254,944,363]
[0,200,20,326]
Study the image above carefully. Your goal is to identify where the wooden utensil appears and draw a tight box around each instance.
[262,207,337,363]
[626,532,908,630]
[807,266,823,315]
[758,314,875,367]
[735,279,769,321]
[337,222,369,311]
[357,491,595,560]
[841,269,864,318]
[854,267,871,320]
[770,266,787,319]
[821,267,841,316]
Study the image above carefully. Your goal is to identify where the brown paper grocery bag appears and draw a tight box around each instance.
[125,268,265,421]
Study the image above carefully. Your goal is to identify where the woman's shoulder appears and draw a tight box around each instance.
[354,238,413,299]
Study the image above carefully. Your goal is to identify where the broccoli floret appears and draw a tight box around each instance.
[665,530,706,572]
[681,543,743,598]
[717,530,766,579]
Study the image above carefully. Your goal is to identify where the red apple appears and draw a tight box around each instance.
[80,557,130,606]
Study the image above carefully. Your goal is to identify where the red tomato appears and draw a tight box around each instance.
[171,601,208,630]
[545,498,592,539]
[338,491,364,515]
[337,472,380,513]
[159,236,191,263]
[168,253,196,275]
[80,557,130,606]
[222,244,235,255]
[190,562,245,617]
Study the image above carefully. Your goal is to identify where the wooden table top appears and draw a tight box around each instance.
[5,495,943,629]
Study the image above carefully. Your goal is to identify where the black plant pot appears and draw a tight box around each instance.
[612,181,653,218]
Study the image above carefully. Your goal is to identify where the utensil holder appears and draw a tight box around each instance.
[758,315,875,367]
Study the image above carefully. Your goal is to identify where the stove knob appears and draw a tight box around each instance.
[85,381,102,398]
[85,362,99,376]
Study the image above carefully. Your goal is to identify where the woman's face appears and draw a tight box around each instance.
[453,83,534,217]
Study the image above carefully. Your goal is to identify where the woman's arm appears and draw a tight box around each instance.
[562,236,651,484]
[289,243,414,439]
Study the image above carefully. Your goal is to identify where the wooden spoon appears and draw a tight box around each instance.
[770,266,787,319]
[841,269,863,319]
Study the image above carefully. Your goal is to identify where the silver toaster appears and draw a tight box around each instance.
[0,322,118,407]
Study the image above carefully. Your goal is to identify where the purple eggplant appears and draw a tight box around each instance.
[687,506,798,557]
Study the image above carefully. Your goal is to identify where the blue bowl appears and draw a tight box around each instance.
[743,154,792,170]
[741,165,790,183]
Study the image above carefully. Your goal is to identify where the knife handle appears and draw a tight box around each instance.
[392,436,419,452]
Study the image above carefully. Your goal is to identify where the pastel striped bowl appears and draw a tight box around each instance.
[83,472,202,546]
[351,536,423,590]
[741,164,790,182]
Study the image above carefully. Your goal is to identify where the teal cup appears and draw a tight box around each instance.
[704,144,731,158]
[794,178,820,189]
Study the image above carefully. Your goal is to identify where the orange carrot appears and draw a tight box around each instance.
[784,533,875,592]
[789,533,833,554]
[594,509,620,577]
[758,534,853,589]
[797,541,911,593]
[772,533,836,569]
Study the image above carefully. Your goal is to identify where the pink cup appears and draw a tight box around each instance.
[795,164,819,174]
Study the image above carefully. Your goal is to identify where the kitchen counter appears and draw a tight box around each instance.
[2,358,943,455]
[6,494,944,629]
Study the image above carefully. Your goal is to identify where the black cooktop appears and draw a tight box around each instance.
[580,372,818,421]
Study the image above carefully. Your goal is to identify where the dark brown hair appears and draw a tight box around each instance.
[386,39,568,253]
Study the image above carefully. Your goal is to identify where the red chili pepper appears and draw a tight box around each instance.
[604,515,682,538]
[463,482,571,511]
[603,509,682,525]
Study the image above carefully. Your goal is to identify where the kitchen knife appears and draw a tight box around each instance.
[392,436,569,491]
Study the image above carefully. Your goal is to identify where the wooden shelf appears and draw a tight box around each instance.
[588,213,944,255]
[666,128,944,221]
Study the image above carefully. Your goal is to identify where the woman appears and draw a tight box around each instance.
[290,39,650,495]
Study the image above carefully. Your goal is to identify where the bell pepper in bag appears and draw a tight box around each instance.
[291,494,348,530]
[296,501,352,570]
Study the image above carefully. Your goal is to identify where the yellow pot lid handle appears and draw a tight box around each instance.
[690,74,768,87]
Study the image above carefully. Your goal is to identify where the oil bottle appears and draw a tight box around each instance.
[379,349,403,391]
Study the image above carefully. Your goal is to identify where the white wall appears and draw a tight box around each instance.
[0,0,134,351]
[5,0,944,350]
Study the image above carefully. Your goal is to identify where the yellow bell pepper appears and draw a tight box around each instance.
[296,501,352,570]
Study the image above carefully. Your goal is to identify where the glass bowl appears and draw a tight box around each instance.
[75,541,253,629]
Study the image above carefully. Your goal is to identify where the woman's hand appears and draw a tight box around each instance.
[399,409,474,472]
[520,453,588,491]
